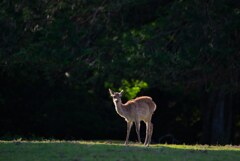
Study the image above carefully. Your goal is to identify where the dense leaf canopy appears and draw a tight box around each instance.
[0,0,240,144]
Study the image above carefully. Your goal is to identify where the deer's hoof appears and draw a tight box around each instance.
[144,143,149,147]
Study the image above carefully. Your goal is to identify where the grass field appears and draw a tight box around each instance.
[0,140,239,161]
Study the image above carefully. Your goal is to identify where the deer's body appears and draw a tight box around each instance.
[109,89,157,146]
[114,96,156,122]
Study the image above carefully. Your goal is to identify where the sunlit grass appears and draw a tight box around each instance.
[0,140,239,161]
[157,144,240,151]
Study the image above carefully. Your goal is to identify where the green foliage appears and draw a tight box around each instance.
[119,79,148,99]
[0,0,240,144]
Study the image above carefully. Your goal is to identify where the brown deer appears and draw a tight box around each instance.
[109,89,157,146]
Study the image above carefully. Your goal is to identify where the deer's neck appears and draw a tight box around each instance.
[114,100,125,117]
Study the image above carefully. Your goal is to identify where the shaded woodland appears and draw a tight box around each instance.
[0,0,240,144]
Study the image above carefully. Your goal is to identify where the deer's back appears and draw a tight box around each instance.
[124,96,156,121]
[134,96,156,112]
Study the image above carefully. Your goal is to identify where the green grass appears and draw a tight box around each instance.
[0,140,239,161]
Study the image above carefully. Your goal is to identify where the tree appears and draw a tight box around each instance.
[0,0,239,144]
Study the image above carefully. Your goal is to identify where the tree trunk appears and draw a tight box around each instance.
[225,93,233,143]
[201,89,233,145]
[211,89,225,144]
[200,90,215,144]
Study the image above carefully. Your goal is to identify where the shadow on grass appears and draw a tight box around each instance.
[0,140,239,161]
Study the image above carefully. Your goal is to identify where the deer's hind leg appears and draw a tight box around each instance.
[148,122,153,146]
[144,121,150,146]
[134,121,141,143]
[144,121,153,146]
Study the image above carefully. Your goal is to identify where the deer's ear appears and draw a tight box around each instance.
[109,89,114,96]
[119,90,124,97]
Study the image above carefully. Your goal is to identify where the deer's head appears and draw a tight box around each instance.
[109,89,123,103]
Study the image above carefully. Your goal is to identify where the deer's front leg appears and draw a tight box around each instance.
[125,121,133,145]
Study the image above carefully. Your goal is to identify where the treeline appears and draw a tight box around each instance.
[0,0,240,144]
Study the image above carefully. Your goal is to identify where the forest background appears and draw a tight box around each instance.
[0,0,240,145]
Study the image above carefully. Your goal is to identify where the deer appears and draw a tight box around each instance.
[109,89,157,146]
